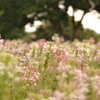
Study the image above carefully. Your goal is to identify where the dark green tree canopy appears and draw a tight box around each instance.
[0,0,100,40]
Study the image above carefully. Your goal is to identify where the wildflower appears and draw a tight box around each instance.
[18,56,27,62]
[90,75,100,97]
[97,40,100,47]
[97,54,100,64]
[88,37,95,43]
[22,67,29,77]
[42,97,56,100]
[29,72,39,82]
[52,90,65,100]
[37,39,46,47]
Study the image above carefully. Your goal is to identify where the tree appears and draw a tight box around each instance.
[22,0,99,40]
[0,0,28,39]
[65,0,100,40]
[0,0,99,40]
[95,0,100,13]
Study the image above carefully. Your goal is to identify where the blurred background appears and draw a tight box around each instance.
[0,0,100,42]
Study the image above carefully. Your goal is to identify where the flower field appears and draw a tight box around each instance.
[1,36,100,100]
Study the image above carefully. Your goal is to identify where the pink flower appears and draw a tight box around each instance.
[26,84,30,86]
[97,40,100,46]
[37,39,46,47]
[22,77,28,81]
[97,55,100,64]
[53,90,65,100]
[29,72,38,82]
[22,67,29,77]
[88,37,95,43]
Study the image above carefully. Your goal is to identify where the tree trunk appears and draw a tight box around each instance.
[72,26,79,41]
[50,21,65,39]
[72,10,86,41]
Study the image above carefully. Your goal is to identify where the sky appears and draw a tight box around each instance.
[25,21,41,32]
[67,6,100,34]
[25,6,100,34]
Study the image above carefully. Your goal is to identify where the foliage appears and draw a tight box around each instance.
[0,0,100,40]
[1,36,100,99]
[33,20,100,42]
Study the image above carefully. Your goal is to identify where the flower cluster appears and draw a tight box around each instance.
[1,36,100,100]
